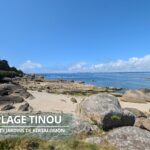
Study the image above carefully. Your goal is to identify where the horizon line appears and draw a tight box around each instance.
[26,71,150,74]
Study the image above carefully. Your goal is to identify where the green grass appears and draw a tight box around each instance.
[0,137,117,150]
[111,115,121,121]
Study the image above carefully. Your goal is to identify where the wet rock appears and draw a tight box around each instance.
[76,93,135,130]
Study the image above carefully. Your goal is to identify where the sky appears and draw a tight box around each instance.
[0,0,150,73]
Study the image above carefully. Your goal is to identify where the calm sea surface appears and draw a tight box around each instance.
[43,72,150,89]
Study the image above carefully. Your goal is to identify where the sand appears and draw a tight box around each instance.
[119,100,150,113]
[7,91,150,114]
[25,91,83,114]
[26,91,150,114]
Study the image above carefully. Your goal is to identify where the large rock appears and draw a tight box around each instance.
[18,102,31,111]
[0,83,16,96]
[0,77,12,83]
[0,95,24,105]
[1,104,15,111]
[141,118,150,131]
[121,89,150,103]
[76,93,135,130]
[0,83,18,92]
[34,75,44,82]
[70,117,99,136]
[123,107,147,118]
[135,117,150,131]
[70,97,77,103]
[85,126,150,150]
[0,83,33,99]
[0,89,8,96]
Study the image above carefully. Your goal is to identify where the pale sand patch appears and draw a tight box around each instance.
[119,100,150,113]
[25,91,83,114]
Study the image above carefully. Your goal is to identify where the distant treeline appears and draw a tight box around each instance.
[0,60,24,79]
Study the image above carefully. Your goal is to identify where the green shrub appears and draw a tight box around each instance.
[0,59,23,79]
[111,115,121,121]
[0,60,10,70]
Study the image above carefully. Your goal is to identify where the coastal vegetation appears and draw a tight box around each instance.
[0,60,23,79]
[0,137,116,150]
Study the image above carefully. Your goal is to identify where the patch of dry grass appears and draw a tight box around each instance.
[0,137,117,150]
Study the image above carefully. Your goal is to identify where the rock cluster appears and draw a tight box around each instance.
[123,107,150,132]
[0,82,33,111]
[0,73,149,150]
[76,93,135,130]
[74,91,149,150]
[0,83,33,99]
[12,75,124,96]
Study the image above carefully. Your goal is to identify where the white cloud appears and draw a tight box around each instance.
[68,55,150,72]
[19,55,150,73]
[68,62,88,72]
[19,60,43,73]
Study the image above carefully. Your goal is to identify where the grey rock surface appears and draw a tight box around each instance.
[121,89,150,103]
[76,93,135,130]
[18,102,30,111]
[85,126,150,150]
[1,104,15,111]
[123,107,147,118]
[0,83,33,99]
[0,95,24,105]
[135,117,150,131]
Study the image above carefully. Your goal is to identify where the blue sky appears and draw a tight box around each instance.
[0,0,150,72]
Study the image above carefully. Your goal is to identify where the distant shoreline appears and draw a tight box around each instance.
[31,72,150,90]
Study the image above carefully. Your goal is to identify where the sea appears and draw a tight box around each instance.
[42,72,150,90]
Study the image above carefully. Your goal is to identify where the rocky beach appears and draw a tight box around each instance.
[1,74,150,115]
[1,0,150,149]
[0,73,150,150]
[0,60,150,150]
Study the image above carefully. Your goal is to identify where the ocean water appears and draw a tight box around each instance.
[43,72,150,89]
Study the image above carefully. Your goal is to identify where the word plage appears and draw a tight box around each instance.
[0,115,62,125]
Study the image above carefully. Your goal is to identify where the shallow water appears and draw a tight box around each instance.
[43,72,150,89]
